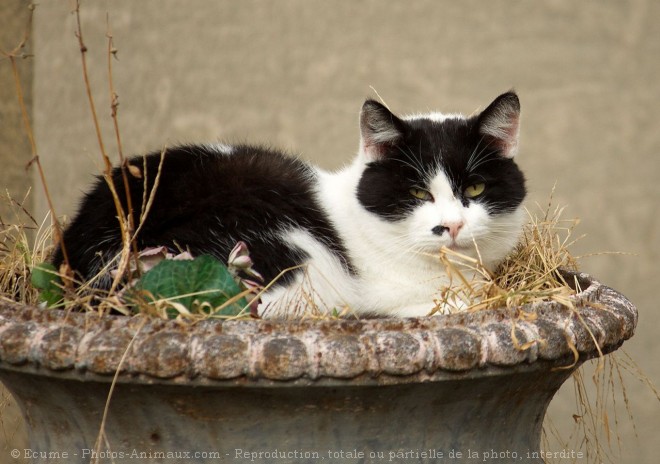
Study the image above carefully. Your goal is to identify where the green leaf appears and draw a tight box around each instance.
[31,262,63,307]
[132,255,248,317]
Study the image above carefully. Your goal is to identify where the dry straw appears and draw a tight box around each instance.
[431,190,581,317]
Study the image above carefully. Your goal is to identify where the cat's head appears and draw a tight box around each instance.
[356,91,526,269]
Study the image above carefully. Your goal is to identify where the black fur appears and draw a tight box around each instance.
[52,145,351,288]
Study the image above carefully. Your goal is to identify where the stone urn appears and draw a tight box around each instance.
[0,272,636,463]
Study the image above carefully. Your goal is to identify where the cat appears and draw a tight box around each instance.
[51,91,526,318]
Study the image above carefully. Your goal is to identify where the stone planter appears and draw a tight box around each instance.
[0,272,636,463]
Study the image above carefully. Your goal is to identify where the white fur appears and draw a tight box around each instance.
[403,112,463,123]
[258,228,358,318]
[364,123,401,145]
[479,109,520,158]
[208,143,235,155]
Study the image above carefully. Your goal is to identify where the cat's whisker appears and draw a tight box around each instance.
[466,136,488,172]
[392,148,428,180]
[466,136,497,173]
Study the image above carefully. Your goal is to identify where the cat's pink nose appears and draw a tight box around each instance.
[445,221,464,239]
[432,221,464,240]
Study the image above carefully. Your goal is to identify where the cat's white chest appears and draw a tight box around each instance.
[352,254,450,316]
[259,227,447,318]
[311,164,450,317]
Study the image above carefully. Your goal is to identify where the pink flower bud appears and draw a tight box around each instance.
[228,241,249,263]
[231,255,253,269]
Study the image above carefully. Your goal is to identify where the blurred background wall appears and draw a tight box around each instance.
[1,0,658,462]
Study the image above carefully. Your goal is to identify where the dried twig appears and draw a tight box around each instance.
[0,4,71,273]
[72,0,133,294]
[106,14,141,275]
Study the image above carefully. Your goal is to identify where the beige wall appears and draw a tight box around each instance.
[2,1,659,462]
[0,0,32,220]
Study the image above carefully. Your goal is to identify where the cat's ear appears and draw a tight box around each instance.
[359,100,405,160]
[477,91,521,158]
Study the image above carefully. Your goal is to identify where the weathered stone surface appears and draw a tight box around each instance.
[432,327,482,371]
[254,336,308,380]
[36,326,82,371]
[0,272,637,383]
[317,334,366,378]
[193,334,248,380]
[78,328,136,375]
[134,331,189,379]
[0,322,37,365]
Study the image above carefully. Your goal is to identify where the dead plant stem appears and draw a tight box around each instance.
[106,14,141,277]
[0,4,71,270]
[92,317,147,463]
[74,0,110,173]
[73,0,134,293]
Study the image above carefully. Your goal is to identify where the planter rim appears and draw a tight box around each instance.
[0,271,637,385]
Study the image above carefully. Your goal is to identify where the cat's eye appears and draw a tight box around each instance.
[464,183,486,198]
[409,188,433,202]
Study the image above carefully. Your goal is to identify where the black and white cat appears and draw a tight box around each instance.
[52,91,526,318]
